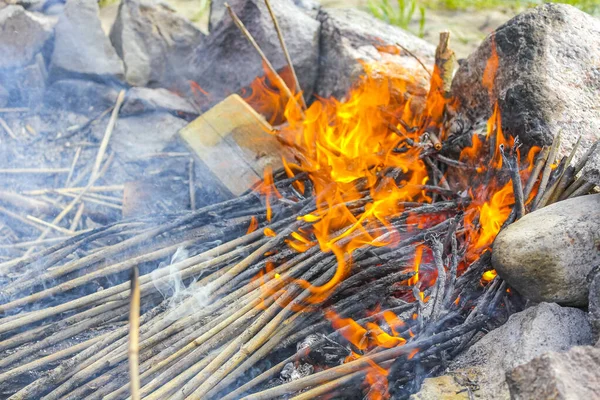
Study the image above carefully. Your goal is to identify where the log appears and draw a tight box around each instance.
[179,94,287,196]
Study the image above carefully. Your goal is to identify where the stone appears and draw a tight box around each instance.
[590,273,600,342]
[109,0,204,88]
[120,87,198,118]
[49,0,124,82]
[189,0,319,107]
[492,194,600,306]
[0,84,8,108]
[209,0,320,31]
[410,376,469,400]
[506,346,600,400]
[44,79,119,115]
[96,112,188,163]
[582,144,600,186]
[448,303,593,399]
[0,5,55,69]
[451,4,600,160]
[315,8,434,101]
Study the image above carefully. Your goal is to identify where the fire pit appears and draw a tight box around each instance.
[0,1,599,399]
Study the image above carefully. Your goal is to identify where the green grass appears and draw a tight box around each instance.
[367,0,427,36]
[366,0,599,35]
[424,0,599,14]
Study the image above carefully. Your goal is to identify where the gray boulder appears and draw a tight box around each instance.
[120,87,198,118]
[492,194,600,306]
[109,0,204,88]
[0,5,55,69]
[506,346,600,400]
[448,303,593,399]
[583,144,600,186]
[0,84,8,108]
[315,8,434,101]
[451,4,600,160]
[95,112,188,163]
[209,0,320,31]
[49,0,124,81]
[45,79,119,114]
[189,0,320,107]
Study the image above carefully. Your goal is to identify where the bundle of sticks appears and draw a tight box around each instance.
[0,120,596,399]
[1,0,599,398]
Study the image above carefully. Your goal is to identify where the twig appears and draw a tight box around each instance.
[0,168,69,174]
[225,3,304,117]
[69,203,85,233]
[26,215,74,235]
[532,132,561,210]
[568,180,595,199]
[91,90,126,181]
[0,117,18,140]
[395,42,432,78]
[263,0,307,109]
[0,206,46,232]
[500,140,525,219]
[129,266,141,400]
[24,185,125,196]
[523,146,549,200]
[65,147,82,187]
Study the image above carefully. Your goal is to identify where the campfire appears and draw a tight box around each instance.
[0,0,599,399]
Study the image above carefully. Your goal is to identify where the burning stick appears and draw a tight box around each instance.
[129,266,141,400]
[225,3,305,117]
[532,132,561,210]
[263,0,307,110]
[500,140,525,219]
[434,31,457,99]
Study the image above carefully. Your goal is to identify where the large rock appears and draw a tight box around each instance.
[506,346,600,400]
[120,87,198,118]
[0,5,55,69]
[583,144,600,186]
[45,79,119,114]
[95,112,188,163]
[451,4,600,160]
[188,0,320,107]
[448,303,593,399]
[109,0,204,88]
[209,0,320,31]
[49,0,124,82]
[492,194,600,306]
[315,8,434,101]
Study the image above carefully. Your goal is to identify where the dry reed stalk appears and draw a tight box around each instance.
[129,266,141,400]
[0,168,70,174]
[263,0,307,110]
[65,147,82,187]
[242,316,487,400]
[225,3,305,117]
[69,202,85,232]
[523,146,550,200]
[0,334,106,384]
[0,233,264,334]
[25,215,75,235]
[0,117,18,139]
[532,132,561,210]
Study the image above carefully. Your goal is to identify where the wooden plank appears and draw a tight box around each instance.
[179,94,286,196]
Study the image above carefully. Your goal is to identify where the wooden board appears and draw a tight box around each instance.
[179,94,286,196]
